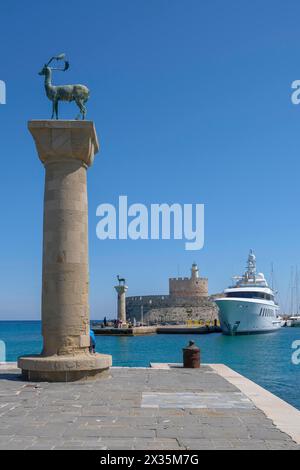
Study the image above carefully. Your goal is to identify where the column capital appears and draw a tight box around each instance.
[114,285,128,294]
[28,120,99,167]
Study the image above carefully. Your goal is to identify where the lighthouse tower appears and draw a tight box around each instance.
[169,263,208,298]
[191,263,199,280]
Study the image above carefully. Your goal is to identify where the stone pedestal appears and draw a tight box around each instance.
[18,121,112,382]
[114,285,128,324]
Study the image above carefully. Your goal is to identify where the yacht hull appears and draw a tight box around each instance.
[215,298,281,335]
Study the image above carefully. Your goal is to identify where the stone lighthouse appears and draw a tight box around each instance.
[114,276,128,324]
[191,262,199,279]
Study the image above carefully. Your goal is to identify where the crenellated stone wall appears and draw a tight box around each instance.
[126,264,216,325]
[169,277,208,298]
[126,295,218,324]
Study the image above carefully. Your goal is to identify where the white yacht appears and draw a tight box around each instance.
[290,316,300,327]
[215,250,281,335]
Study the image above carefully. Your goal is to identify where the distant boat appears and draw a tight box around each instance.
[215,250,281,335]
[290,316,300,327]
[285,267,300,323]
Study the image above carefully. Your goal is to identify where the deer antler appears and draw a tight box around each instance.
[51,61,69,72]
[55,53,66,61]
[46,53,69,71]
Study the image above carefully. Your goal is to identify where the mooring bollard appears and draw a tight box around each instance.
[183,340,200,368]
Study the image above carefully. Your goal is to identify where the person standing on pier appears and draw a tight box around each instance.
[89,330,96,354]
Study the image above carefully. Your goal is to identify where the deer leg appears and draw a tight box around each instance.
[51,101,55,119]
[81,103,87,120]
[74,98,81,120]
[74,98,85,120]
[55,101,59,120]
[82,98,88,120]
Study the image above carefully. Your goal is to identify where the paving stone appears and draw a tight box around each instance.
[0,367,298,450]
[178,438,216,450]
[247,428,292,441]
[264,440,300,450]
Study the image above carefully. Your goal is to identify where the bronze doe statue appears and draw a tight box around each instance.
[39,54,89,120]
[117,275,126,286]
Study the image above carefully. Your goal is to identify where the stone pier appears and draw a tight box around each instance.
[0,363,299,450]
[114,284,128,324]
[18,120,112,382]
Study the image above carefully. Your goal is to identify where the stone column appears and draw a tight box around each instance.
[18,120,112,381]
[114,285,128,324]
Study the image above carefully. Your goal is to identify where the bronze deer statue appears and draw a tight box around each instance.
[38,54,89,120]
[117,275,126,286]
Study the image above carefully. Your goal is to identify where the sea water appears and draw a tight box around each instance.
[0,321,299,410]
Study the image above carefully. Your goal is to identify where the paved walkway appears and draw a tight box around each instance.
[0,365,299,450]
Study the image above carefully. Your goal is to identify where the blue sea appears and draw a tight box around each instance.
[1,321,300,410]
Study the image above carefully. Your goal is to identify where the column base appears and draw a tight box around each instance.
[17,353,112,382]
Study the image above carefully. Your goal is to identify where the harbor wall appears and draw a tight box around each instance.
[126,295,218,323]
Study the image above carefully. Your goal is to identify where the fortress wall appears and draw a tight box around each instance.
[169,277,208,298]
[126,295,217,323]
[144,305,218,324]
[126,264,214,324]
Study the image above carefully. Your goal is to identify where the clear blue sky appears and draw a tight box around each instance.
[0,0,299,319]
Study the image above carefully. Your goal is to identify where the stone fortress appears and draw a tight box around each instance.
[126,263,218,324]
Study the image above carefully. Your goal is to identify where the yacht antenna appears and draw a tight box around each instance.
[271,262,274,290]
[247,249,256,281]
[291,266,294,315]
[296,266,299,315]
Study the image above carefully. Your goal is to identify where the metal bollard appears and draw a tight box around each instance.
[183,340,200,368]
